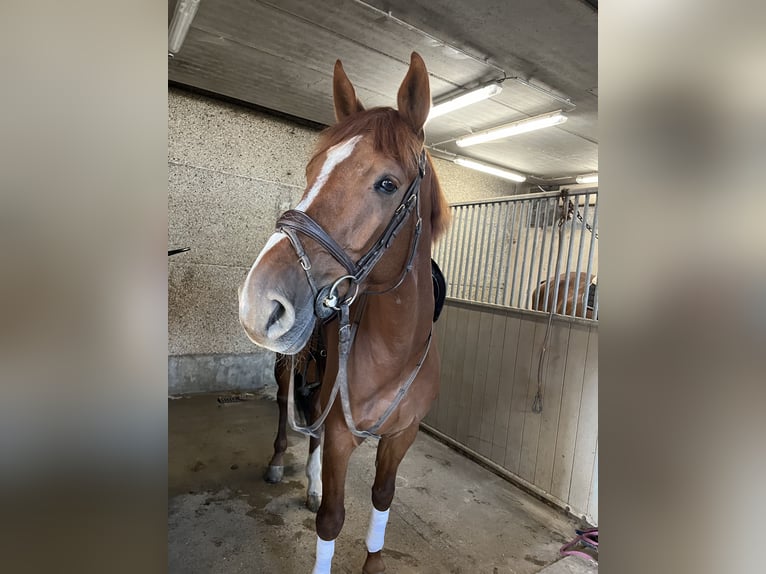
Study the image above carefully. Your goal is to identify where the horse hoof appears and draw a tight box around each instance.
[306,493,321,513]
[362,550,385,573]
[264,465,284,483]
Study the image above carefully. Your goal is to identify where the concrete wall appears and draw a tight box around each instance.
[168,86,519,393]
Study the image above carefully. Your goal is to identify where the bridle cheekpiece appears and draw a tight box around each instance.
[276,149,427,321]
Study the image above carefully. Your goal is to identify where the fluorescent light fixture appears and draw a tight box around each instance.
[576,173,598,184]
[168,0,202,57]
[456,109,567,147]
[454,157,526,183]
[428,82,503,121]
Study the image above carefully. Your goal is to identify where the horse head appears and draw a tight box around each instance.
[239,52,448,354]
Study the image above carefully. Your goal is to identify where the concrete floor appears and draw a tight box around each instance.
[169,389,596,574]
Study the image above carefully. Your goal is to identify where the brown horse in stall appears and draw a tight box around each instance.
[530,271,597,319]
[239,53,449,573]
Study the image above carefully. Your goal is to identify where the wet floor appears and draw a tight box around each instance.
[169,390,594,573]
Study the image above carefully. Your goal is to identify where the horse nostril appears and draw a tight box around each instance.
[266,299,286,331]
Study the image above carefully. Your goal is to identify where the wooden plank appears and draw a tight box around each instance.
[425,305,449,426]
[455,310,482,445]
[466,311,493,452]
[518,316,548,483]
[478,313,508,458]
[490,315,521,464]
[444,306,471,439]
[533,320,572,493]
[550,323,590,502]
[503,317,538,473]
[567,327,598,514]
[435,305,458,431]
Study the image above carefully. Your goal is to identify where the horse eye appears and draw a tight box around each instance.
[375,178,398,194]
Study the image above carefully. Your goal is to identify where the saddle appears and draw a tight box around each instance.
[431,259,446,322]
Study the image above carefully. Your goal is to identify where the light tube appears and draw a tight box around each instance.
[576,173,598,184]
[454,157,526,182]
[456,110,567,147]
[428,82,503,121]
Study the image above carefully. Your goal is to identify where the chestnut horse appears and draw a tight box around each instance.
[530,271,597,319]
[239,53,449,573]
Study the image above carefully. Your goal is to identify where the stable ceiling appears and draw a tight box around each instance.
[168,0,597,183]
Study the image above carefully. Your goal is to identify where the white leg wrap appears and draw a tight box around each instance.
[365,507,390,553]
[306,446,322,497]
[311,536,335,574]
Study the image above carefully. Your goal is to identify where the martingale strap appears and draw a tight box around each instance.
[287,302,432,440]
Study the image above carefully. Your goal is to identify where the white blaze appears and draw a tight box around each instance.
[251,231,286,271]
[239,232,286,321]
[296,135,363,211]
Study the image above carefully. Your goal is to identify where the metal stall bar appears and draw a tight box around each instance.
[571,193,591,320]
[506,201,525,307]
[561,200,579,317]
[442,189,597,319]
[592,276,599,319]
[473,203,490,302]
[446,206,462,297]
[525,197,543,309]
[542,200,558,313]
[548,195,570,316]
[440,208,452,295]
[581,199,599,318]
[463,204,479,299]
[491,202,510,305]
[454,205,470,298]
[465,204,479,299]
[503,201,519,307]
[444,212,457,296]
[516,200,534,308]
[465,205,483,301]
[534,197,554,310]
[487,203,507,303]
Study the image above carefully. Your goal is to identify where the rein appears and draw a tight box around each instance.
[280,149,431,439]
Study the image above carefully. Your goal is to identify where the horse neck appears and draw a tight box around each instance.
[353,221,434,365]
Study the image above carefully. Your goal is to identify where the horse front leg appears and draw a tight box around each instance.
[265,356,289,483]
[362,422,420,574]
[305,434,322,512]
[312,425,356,574]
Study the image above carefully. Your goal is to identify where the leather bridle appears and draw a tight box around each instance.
[278,148,432,439]
[276,149,427,321]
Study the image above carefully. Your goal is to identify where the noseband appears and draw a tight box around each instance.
[277,149,431,440]
[276,150,426,320]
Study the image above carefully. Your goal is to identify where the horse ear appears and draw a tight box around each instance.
[333,60,365,122]
[397,52,431,136]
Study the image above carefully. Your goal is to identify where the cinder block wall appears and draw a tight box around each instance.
[168,87,518,393]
